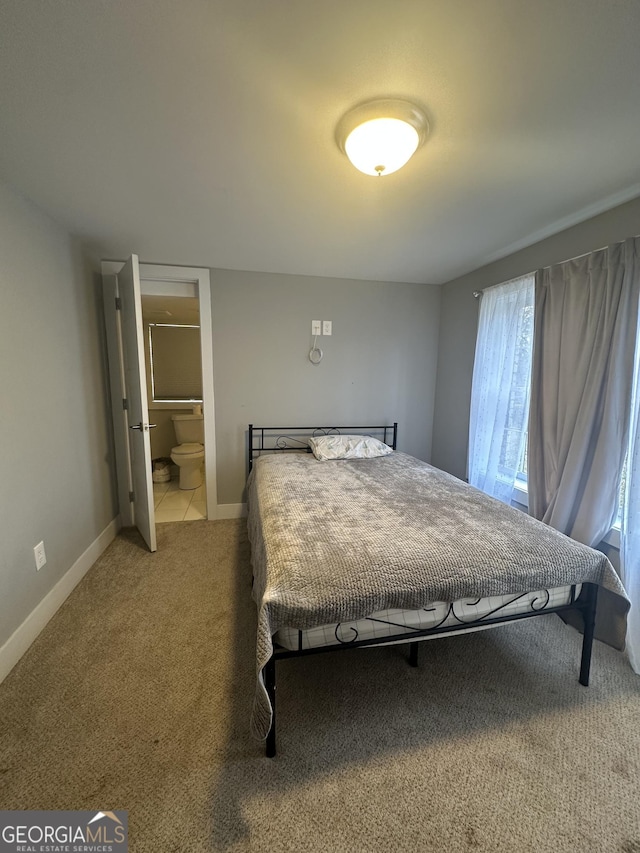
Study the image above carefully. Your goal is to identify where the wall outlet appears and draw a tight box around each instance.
[322,320,332,336]
[311,320,322,336]
[34,541,47,571]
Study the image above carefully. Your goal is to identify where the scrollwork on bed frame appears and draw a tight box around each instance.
[248,422,398,470]
[267,581,597,757]
[297,588,564,650]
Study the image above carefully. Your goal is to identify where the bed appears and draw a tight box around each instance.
[247,423,629,757]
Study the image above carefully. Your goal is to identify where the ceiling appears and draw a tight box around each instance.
[1,0,640,285]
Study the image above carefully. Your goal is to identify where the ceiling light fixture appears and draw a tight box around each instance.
[336,98,429,177]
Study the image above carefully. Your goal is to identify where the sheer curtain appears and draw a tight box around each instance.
[528,238,640,547]
[621,300,640,673]
[468,274,534,504]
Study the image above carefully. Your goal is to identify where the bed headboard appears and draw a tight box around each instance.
[248,423,398,470]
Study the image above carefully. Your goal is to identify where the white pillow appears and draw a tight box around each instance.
[308,434,393,461]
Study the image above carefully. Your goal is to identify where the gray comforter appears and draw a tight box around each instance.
[248,452,629,740]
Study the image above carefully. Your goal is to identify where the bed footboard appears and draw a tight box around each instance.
[263,582,599,757]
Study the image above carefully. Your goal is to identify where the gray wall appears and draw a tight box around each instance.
[431,196,640,480]
[0,180,116,649]
[210,270,441,504]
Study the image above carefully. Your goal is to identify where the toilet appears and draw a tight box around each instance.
[170,414,205,489]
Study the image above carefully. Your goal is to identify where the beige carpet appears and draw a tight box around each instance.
[1,519,639,852]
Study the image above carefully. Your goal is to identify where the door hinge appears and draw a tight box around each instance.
[115,296,122,310]
[122,398,129,410]
[129,490,135,502]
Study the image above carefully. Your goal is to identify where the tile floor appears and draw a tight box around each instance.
[153,476,207,522]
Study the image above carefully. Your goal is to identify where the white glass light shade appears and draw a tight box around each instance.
[344,117,419,176]
[336,99,429,177]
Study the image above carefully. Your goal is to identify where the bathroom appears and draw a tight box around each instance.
[141,294,207,522]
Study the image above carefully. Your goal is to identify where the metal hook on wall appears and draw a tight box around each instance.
[309,334,323,364]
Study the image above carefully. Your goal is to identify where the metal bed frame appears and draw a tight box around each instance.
[248,422,398,470]
[247,423,598,758]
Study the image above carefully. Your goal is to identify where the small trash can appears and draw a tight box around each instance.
[152,457,172,483]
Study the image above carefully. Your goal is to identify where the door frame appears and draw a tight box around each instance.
[102,260,218,522]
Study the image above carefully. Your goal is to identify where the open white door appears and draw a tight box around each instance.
[118,255,157,552]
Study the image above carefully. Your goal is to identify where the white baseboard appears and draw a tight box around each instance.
[0,517,120,685]
[215,503,247,519]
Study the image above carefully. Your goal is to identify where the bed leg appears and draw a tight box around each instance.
[409,642,419,668]
[579,583,598,687]
[265,656,276,757]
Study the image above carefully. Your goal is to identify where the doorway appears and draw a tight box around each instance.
[102,261,217,542]
[142,291,206,521]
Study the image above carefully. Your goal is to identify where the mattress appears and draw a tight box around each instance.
[275,585,581,651]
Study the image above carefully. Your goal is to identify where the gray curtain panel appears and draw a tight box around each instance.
[528,237,640,547]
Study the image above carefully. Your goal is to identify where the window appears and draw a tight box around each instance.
[615,456,628,524]
[476,277,626,548]
[148,323,203,403]
[468,274,534,504]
